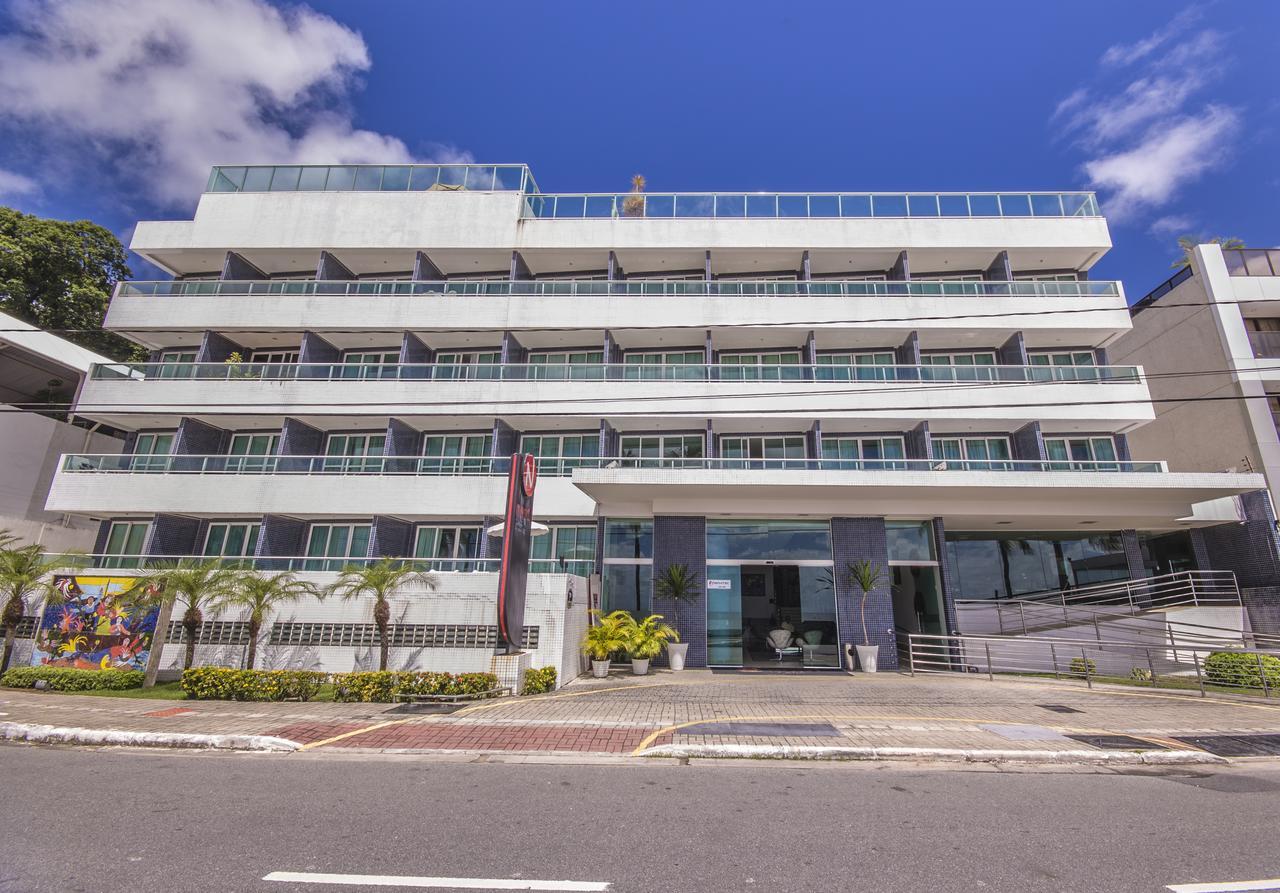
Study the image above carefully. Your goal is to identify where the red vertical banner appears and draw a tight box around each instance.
[496,453,537,653]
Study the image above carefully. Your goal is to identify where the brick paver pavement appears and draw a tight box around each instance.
[5,670,1280,759]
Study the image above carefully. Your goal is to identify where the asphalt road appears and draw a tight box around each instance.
[2,745,1280,893]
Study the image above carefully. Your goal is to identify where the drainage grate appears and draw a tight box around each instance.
[1037,704,1084,714]
[679,721,842,737]
[383,702,467,716]
[1171,734,1280,757]
[1066,734,1166,751]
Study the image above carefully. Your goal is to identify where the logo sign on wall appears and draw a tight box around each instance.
[496,453,538,653]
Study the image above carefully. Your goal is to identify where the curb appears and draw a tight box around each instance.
[637,743,1228,765]
[0,722,300,753]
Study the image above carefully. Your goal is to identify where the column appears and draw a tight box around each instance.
[830,517,896,670]
[277,417,324,472]
[298,331,339,378]
[413,250,445,281]
[652,516,708,668]
[220,251,267,281]
[253,515,308,571]
[143,514,204,559]
[369,516,412,558]
[1010,422,1047,463]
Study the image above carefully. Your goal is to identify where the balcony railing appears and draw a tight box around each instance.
[1224,248,1280,278]
[523,191,1101,220]
[51,553,593,575]
[206,164,537,195]
[60,454,1169,476]
[1248,330,1280,360]
[116,278,1121,299]
[90,361,1141,384]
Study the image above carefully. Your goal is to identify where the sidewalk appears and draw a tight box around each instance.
[5,670,1280,763]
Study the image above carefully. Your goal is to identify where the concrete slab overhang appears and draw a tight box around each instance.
[569,467,1268,532]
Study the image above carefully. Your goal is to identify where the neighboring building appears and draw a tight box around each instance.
[1112,243,1280,633]
[43,165,1268,675]
[0,310,123,551]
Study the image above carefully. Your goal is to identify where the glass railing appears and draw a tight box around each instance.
[117,278,1120,299]
[206,164,536,194]
[61,454,1168,475]
[524,191,1100,220]
[1223,249,1280,277]
[1247,331,1280,360]
[49,554,595,576]
[90,361,1141,383]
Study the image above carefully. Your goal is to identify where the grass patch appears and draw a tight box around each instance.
[73,681,187,699]
[1004,671,1274,699]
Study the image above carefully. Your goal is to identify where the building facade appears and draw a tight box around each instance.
[44,165,1267,673]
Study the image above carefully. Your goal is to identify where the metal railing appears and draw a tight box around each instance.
[524,191,1101,219]
[89,360,1142,384]
[960,571,1241,615]
[115,278,1122,299]
[48,553,594,576]
[59,453,1170,476]
[903,631,1280,698]
[207,164,536,194]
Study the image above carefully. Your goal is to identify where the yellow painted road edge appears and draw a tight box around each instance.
[297,718,411,751]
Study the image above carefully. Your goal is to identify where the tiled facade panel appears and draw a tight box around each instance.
[400,332,432,365]
[174,417,229,456]
[316,250,355,281]
[195,330,244,363]
[652,515,708,668]
[905,421,930,460]
[255,514,308,563]
[1240,586,1280,637]
[932,517,960,636]
[221,250,266,281]
[1010,422,1046,462]
[895,331,920,366]
[298,331,339,368]
[144,513,203,556]
[1120,529,1148,580]
[997,331,1027,366]
[370,515,412,558]
[830,517,896,670]
[278,417,324,471]
[385,418,422,472]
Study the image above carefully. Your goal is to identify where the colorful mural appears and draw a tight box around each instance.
[32,576,161,671]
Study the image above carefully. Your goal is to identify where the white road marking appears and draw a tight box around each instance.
[263,870,610,891]
[1167,880,1280,892]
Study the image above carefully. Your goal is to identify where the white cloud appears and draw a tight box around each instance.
[1099,7,1201,67]
[0,168,39,200]
[1147,215,1194,237]
[0,0,457,207]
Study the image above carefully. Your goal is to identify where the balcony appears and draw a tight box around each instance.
[1224,248,1280,278]
[207,164,537,194]
[60,553,594,576]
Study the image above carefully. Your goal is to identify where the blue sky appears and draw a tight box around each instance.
[0,0,1276,297]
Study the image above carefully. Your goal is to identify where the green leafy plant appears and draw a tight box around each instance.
[1130,667,1152,682]
[331,670,500,703]
[180,667,327,701]
[1069,657,1097,676]
[582,609,633,661]
[847,560,887,647]
[1,666,143,691]
[224,572,320,669]
[326,560,436,671]
[621,173,646,217]
[138,560,241,670]
[1203,651,1280,690]
[0,545,85,672]
[625,613,679,661]
[654,563,699,630]
[1172,235,1245,269]
[521,666,557,695]
[223,351,261,380]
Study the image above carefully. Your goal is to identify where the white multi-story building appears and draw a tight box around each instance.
[44,164,1267,673]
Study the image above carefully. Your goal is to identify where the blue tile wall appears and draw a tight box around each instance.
[905,421,931,460]
[1241,586,1280,637]
[501,331,527,365]
[254,515,308,570]
[299,331,339,368]
[220,251,267,281]
[316,250,355,281]
[1120,529,1148,579]
[830,517,896,670]
[889,250,910,281]
[652,515,708,668]
[997,332,1027,366]
[413,251,444,281]
[277,418,323,472]
[370,516,412,558]
[932,518,960,636]
[1010,422,1046,462]
[144,514,203,557]
[385,418,422,473]
[174,417,228,456]
[195,331,245,364]
[400,332,432,365]
[983,251,1012,281]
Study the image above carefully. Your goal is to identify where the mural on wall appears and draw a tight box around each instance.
[31,576,161,671]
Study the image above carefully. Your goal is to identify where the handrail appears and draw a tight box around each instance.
[115,278,1122,299]
[957,570,1241,613]
[59,454,1171,475]
[46,553,594,575]
[89,360,1142,384]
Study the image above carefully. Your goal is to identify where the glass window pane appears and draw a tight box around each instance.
[354,167,383,190]
[123,523,148,554]
[204,525,227,556]
[306,526,329,557]
[605,521,653,559]
[871,194,907,217]
[907,194,939,217]
[268,166,301,191]
[408,166,439,190]
[465,166,497,190]
[381,166,411,190]
[325,166,356,190]
[840,194,872,217]
[998,194,1032,216]
[968,194,1000,216]
[938,194,970,216]
[104,523,128,554]
[242,167,273,191]
[886,521,934,561]
[297,167,328,191]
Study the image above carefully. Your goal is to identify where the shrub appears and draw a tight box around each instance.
[331,670,500,703]
[1203,651,1280,690]
[522,666,557,695]
[180,667,326,701]
[1068,657,1097,676]
[0,667,144,691]
[1130,667,1152,682]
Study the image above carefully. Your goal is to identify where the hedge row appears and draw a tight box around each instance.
[1204,651,1280,690]
[180,667,327,701]
[0,667,144,691]
[332,671,499,702]
[521,666,557,695]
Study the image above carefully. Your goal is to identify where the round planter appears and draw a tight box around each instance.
[854,644,879,673]
[631,657,650,676]
[591,659,611,678]
[667,642,690,672]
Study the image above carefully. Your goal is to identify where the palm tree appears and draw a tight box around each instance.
[1172,235,1245,269]
[140,560,241,670]
[847,559,888,646]
[622,173,646,217]
[326,560,436,671]
[225,572,321,669]
[654,563,700,629]
[0,547,82,672]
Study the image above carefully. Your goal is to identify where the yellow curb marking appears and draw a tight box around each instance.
[451,680,693,717]
[1070,685,1280,713]
[297,719,411,751]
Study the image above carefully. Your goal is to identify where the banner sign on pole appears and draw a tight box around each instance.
[496,453,537,653]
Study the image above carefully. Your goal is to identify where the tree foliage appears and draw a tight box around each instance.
[1172,235,1246,269]
[0,205,134,358]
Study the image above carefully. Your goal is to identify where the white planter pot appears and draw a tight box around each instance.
[631,658,650,676]
[591,659,611,678]
[667,642,690,672]
[854,644,879,673]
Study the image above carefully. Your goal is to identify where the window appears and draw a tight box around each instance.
[304,523,371,571]
[1015,273,1079,282]
[932,437,1013,470]
[531,525,597,574]
[527,350,604,380]
[421,433,492,473]
[435,350,501,380]
[719,351,803,381]
[1028,351,1099,381]
[413,525,483,570]
[340,349,400,380]
[602,520,653,617]
[720,435,807,468]
[625,350,705,380]
[705,520,832,561]
[132,432,174,471]
[156,349,196,379]
[945,531,1127,599]
[886,521,936,563]
[821,436,906,469]
[101,521,149,569]
[921,352,997,381]
[619,434,704,467]
[225,432,279,472]
[251,349,299,364]
[520,434,599,473]
[1044,436,1119,470]
[203,522,260,564]
[323,433,386,472]
[816,352,896,381]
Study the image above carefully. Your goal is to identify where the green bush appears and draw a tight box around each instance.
[1204,651,1280,690]
[180,667,326,702]
[1,666,144,691]
[331,670,500,702]
[1068,657,1097,676]
[521,666,557,695]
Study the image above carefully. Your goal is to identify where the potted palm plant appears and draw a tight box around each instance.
[626,613,679,676]
[621,174,646,217]
[847,559,888,673]
[582,609,631,678]
[654,563,699,670]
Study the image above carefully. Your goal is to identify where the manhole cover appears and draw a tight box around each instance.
[1171,734,1280,757]
[383,703,466,715]
[1066,734,1166,751]
[679,721,842,737]
[1037,704,1083,714]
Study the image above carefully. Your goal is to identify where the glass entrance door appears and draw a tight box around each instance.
[706,563,838,668]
